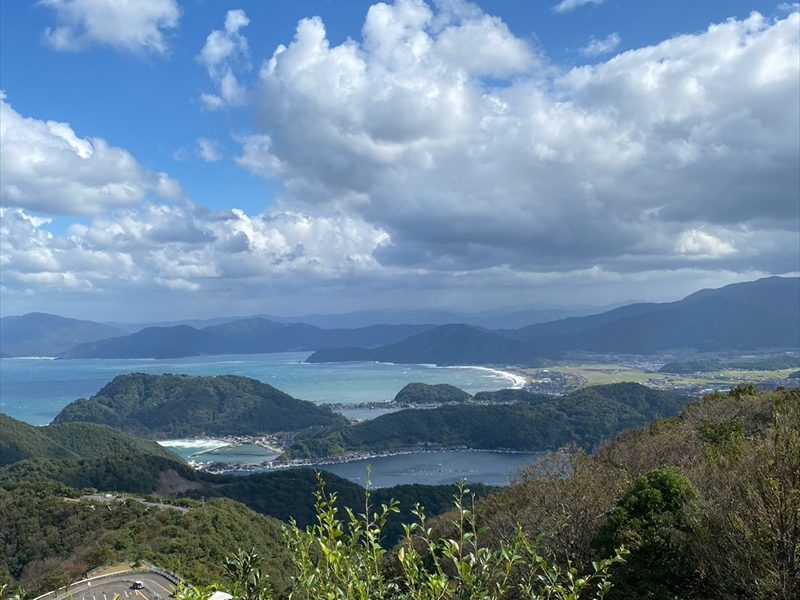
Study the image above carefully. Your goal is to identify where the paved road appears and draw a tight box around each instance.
[47,572,176,600]
[80,494,189,514]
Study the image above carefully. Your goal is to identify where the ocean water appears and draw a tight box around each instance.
[318,450,542,488]
[0,352,520,425]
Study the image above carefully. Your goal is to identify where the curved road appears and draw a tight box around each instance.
[42,572,175,600]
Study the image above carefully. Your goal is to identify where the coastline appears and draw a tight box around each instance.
[450,365,528,389]
[197,446,547,475]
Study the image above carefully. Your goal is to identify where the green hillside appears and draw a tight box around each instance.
[393,382,472,404]
[0,480,292,596]
[0,414,72,467]
[52,373,348,437]
[285,383,688,459]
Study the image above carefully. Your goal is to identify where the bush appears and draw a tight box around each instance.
[593,467,699,599]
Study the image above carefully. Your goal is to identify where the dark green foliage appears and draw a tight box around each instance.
[593,468,699,599]
[660,354,799,373]
[475,387,800,599]
[286,383,688,459]
[0,312,125,357]
[393,382,471,404]
[0,414,71,467]
[0,414,179,468]
[697,418,745,448]
[659,359,724,373]
[728,383,759,398]
[52,373,348,437]
[0,413,198,494]
[0,480,292,596]
[472,388,552,403]
[180,469,495,548]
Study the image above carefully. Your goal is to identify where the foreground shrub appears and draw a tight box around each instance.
[283,476,627,600]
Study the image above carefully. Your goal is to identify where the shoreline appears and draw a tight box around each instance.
[197,446,547,475]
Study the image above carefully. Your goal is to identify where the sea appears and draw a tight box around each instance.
[0,352,538,487]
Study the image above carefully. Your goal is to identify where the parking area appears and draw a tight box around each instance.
[45,572,175,600]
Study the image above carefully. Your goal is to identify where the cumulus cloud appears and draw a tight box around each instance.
[675,229,737,258]
[0,92,182,215]
[552,0,604,14]
[3,1,798,317]
[198,9,250,109]
[196,137,222,162]
[41,0,179,54]
[580,32,620,57]
[244,4,798,276]
[0,203,389,302]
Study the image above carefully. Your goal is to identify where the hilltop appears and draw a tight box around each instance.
[52,373,348,438]
[284,383,688,459]
[393,382,472,405]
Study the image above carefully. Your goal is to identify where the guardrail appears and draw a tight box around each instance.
[31,564,184,600]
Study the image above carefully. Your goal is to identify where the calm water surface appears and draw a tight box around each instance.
[0,353,518,425]
[2,354,530,487]
[317,450,542,488]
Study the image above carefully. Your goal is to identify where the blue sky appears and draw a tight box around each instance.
[1,0,798,320]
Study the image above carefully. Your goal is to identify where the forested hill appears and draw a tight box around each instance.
[0,413,180,468]
[52,373,348,437]
[284,383,688,459]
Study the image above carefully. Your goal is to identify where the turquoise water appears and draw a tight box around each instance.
[0,353,518,425]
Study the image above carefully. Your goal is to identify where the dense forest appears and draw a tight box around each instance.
[52,373,347,437]
[1,385,797,599]
[284,383,687,459]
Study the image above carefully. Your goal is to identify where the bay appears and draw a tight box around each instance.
[0,352,519,425]
[317,450,542,488]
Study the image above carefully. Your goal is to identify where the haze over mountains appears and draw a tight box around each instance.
[2,277,798,362]
[105,305,619,333]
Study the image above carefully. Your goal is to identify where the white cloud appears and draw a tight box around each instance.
[0,203,390,300]
[3,1,798,317]
[0,92,182,215]
[580,32,620,57]
[198,9,250,109]
[196,138,222,162]
[552,0,604,14]
[244,5,798,275]
[676,229,737,258]
[41,0,180,54]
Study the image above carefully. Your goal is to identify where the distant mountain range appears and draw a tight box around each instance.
[309,277,800,364]
[0,312,125,356]
[105,305,619,333]
[307,324,554,366]
[2,277,797,362]
[57,320,434,359]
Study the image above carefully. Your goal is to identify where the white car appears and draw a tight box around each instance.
[132,581,144,590]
